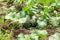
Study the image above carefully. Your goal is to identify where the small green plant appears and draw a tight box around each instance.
[31,29,48,38]
[17,29,48,40]
[49,33,60,40]
[0,28,12,40]
[50,17,60,26]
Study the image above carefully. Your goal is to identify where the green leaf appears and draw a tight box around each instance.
[37,18,47,28]
[32,29,48,38]
[49,33,60,40]
[0,16,4,23]
[50,17,59,26]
